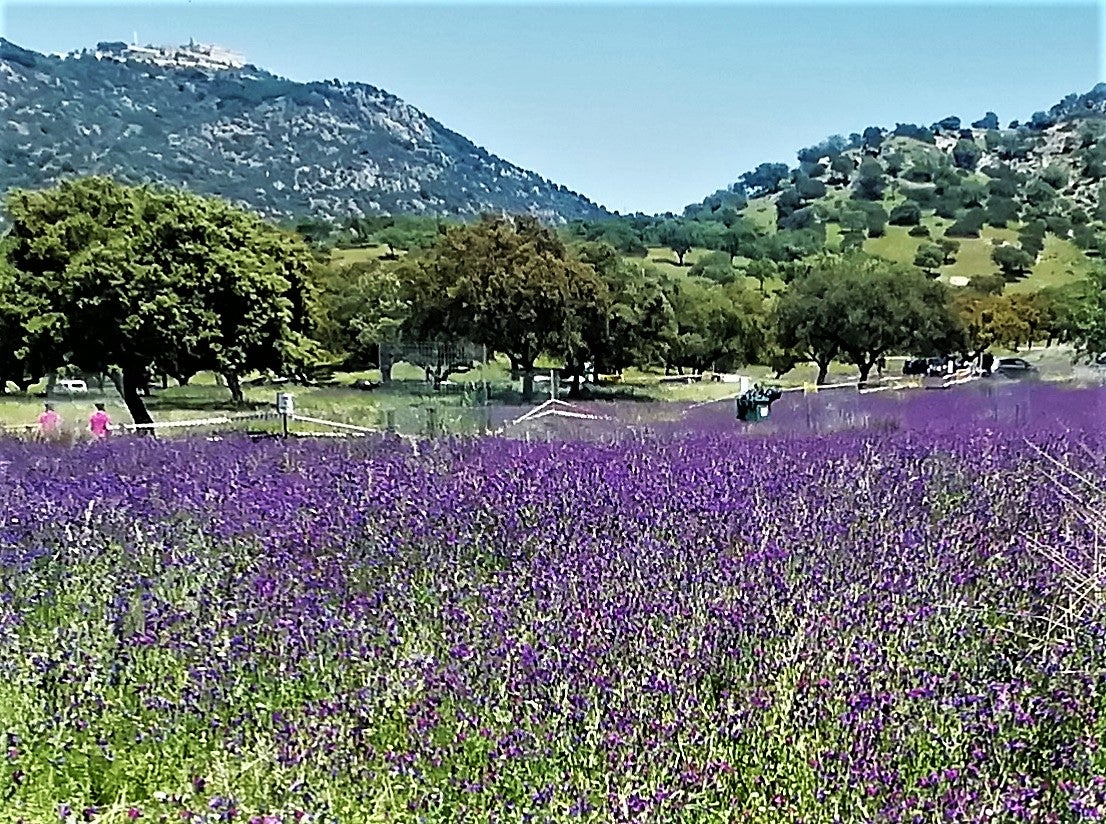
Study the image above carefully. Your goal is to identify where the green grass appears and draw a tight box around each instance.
[1006,235,1095,294]
[331,245,404,266]
[859,221,1093,293]
[743,197,778,233]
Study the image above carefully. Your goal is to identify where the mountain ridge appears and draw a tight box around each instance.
[0,38,608,222]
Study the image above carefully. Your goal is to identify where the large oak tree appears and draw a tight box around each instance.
[2,177,318,424]
[776,253,957,384]
[404,215,607,402]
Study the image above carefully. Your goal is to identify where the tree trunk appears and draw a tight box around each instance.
[379,344,394,385]
[816,361,830,385]
[858,361,873,384]
[114,367,155,428]
[521,366,536,403]
[224,372,244,404]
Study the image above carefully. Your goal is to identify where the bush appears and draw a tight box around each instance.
[952,139,983,171]
[889,201,922,226]
[908,224,931,237]
[945,209,986,238]
[1045,215,1073,238]
[1040,164,1070,191]
[984,197,1020,228]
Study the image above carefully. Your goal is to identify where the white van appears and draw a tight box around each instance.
[55,379,89,394]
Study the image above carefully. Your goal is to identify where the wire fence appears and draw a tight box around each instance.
[5,369,1106,445]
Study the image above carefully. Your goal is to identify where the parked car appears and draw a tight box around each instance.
[902,358,929,376]
[1095,353,1106,367]
[994,357,1036,375]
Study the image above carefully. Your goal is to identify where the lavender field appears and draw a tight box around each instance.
[2,385,1106,823]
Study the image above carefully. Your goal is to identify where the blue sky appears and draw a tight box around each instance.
[1,1,1100,214]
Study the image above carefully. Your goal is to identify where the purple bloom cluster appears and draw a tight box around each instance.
[1,384,1105,821]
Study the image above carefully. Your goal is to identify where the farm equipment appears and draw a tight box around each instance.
[736,385,783,422]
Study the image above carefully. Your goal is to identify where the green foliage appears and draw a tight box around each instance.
[992,245,1036,280]
[659,221,694,266]
[985,196,1020,228]
[1019,221,1047,258]
[971,112,999,130]
[952,139,982,171]
[665,276,766,373]
[936,237,960,265]
[314,260,409,369]
[945,210,986,238]
[1024,178,1058,208]
[775,253,955,382]
[403,215,607,401]
[795,175,828,201]
[573,243,678,375]
[889,201,922,226]
[739,163,790,198]
[892,123,936,144]
[2,177,318,420]
[829,155,855,183]
[688,251,737,284]
[1067,267,1106,359]
[853,157,887,201]
[913,243,945,274]
[1040,164,1070,191]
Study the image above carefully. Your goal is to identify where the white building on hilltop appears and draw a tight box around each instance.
[92,38,245,71]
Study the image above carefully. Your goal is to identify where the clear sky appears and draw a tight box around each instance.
[1,1,1100,214]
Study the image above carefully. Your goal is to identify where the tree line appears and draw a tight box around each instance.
[2,178,1105,424]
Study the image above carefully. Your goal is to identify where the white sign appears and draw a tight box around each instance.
[276,392,294,415]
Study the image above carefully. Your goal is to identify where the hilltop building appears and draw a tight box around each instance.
[91,39,245,71]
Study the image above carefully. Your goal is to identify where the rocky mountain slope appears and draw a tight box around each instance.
[0,39,608,222]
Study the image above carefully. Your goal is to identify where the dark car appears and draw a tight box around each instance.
[903,358,929,376]
[1095,353,1106,367]
[994,357,1036,375]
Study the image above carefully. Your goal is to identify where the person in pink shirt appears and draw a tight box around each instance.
[37,403,61,440]
[89,403,112,439]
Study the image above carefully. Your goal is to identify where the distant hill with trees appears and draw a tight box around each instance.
[0,39,607,223]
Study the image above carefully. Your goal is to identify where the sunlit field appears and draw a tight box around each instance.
[2,384,1105,822]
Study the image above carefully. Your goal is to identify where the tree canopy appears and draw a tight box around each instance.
[2,177,318,423]
[404,215,608,401]
[776,254,955,383]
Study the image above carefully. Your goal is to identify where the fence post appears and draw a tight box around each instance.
[277,392,293,438]
[385,409,396,434]
[426,406,438,438]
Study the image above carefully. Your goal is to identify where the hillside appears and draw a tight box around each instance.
[0,39,608,222]
[665,86,1106,294]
